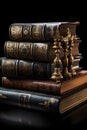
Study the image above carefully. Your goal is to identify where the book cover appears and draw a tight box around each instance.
[9,22,80,42]
[0,102,87,129]
[4,40,81,62]
[2,70,87,95]
[0,58,81,79]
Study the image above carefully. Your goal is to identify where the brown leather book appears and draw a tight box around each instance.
[2,70,87,95]
[1,58,54,79]
[0,58,81,79]
[2,77,61,95]
[9,22,80,42]
[4,40,81,62]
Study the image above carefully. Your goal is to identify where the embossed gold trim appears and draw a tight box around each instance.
[39,98,56,107]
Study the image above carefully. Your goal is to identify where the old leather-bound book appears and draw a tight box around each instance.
[2,70,87,95]
[9,21,80,42]
[4,40,81,62]
[0,58,81,79]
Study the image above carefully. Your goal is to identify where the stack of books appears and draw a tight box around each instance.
[0,21,87,116]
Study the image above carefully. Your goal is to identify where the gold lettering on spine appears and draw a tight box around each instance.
[19,43,32,58]
[5,41,19,58]
[2,59,16,76]
[10,25,22,40]
[18,94,31,107]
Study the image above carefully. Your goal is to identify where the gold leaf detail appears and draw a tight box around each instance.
[39,98,56,107]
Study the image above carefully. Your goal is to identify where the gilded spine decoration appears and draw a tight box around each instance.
[0,88,59,113]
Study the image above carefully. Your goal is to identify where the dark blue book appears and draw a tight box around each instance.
[0,82,87,115]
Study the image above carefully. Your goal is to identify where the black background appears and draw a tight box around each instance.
[0,2,87,128]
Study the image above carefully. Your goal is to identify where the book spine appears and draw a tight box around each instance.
[2,77,61,95]
[9,22,78,42]
[1,58,54,79]
[9,23,58,42]
[0,87,59,113]
[0,58,81,79]
[4,41,55,62]
[4,41,81,62]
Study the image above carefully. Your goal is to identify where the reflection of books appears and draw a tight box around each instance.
[0,101,87,128]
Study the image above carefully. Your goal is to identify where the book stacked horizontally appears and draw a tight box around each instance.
[0,21,87,115]
[1,22,82,80]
